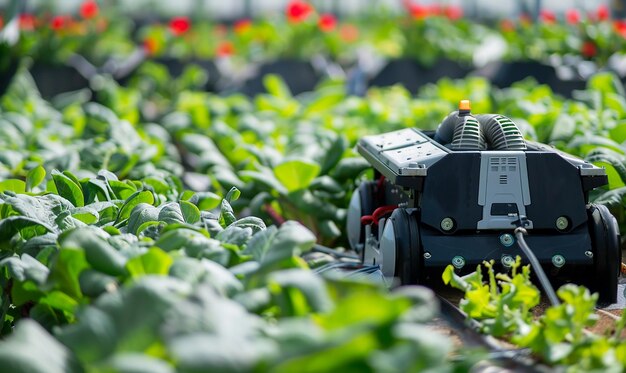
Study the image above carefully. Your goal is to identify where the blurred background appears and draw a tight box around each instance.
[1,0,626,99]
[0,0,612,19]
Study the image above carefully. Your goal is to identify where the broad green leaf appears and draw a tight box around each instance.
[0,179,26,193]
[60,228,128,277]
[330,157,371,181]
[549,115,576,142]
[442,265,467,291]
[70,207,99,225]
[269,269,333,316]
[144,177,170,195]
[11,280,42,306]
[85,177,112,202]
[108,277,187,353]
[264,74,292,98]
[587,72,626,97]
[245,222,316,267]
[39,290,79,314]
[127,203,160,235]
[243,225,278,262]
[239,167,288,195]
[274,159,321,192]
[303,89,346,117]
[180,235,229,265]
[116,191,155,224]
[309,176,344,196]
[215,226,253,247]
[0,193,72,230]
[228,216,266,234]
[180,200,201,224]
[180,190,195,201]
[47,248,90,299]
[126,248,173,278]
[158,203,184,225]
[289,190,342,220]
[109,180,137,200]
[52,170,84,207]
[219,199,236,228]
[225,186,241,203]
[0,320,82,373]
[79,269,117,297]
[0,254,49,284]
[586,148,626,188]
[198,259,243,296]
[593,186,626,207]
[191,191,221,210]
[169,257,211,284]
[156,228,203,252]
[168,334,267,373]
[56,307,117,364]
[319,135,347,175]
[0,215,52,243]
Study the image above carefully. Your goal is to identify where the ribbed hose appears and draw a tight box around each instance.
[476,114,527,150]
[450,116,486,150]
[434,112,526,151]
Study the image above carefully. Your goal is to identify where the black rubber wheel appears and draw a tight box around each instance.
[347,181,379,257]
[587,204,621,304]
[380,208,422,284]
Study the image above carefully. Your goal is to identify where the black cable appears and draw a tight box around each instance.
[512,216,560,306]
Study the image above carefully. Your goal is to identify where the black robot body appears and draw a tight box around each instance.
[348,100,621,302]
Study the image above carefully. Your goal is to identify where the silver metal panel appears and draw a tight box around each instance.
[477,152,533,230]
[579,166,606,176]
[380,142,447,176]
[358,129,448,178]
[360,128,429,152]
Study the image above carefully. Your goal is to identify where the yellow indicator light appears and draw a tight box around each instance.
[459,100,471,111]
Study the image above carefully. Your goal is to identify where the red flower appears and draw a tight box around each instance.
[597,5,610,21]
[50,16,66,30]
[19,14,36,31]
[216,41,235,57]
[339,24,358,42]
[318,13,337,32]
[143,37,158,55]
[234,19,252,34]
[169,16,190,36]
[408,4,429,20]
[286,0,314,23]
[80,0,99,19]
[565,9,580,24]
[500,19,515,32]
[581,41,597,58]
[540,10,556,23]
[444,6,463,20]
[615,20,626,38]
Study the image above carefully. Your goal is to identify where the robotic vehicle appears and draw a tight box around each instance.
[347,100,621,303]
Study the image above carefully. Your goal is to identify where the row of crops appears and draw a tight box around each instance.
[3,0,626,371]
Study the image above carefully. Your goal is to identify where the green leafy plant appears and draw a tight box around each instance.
[444,259,626,370]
